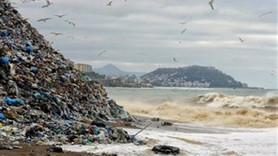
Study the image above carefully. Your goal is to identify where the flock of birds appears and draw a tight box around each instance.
[172,0,273,63]
[178,0,272,44]
[18,0,76,40]
[16,0,274,69]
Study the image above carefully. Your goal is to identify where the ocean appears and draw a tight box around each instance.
[63,87,278,155]
[106,87,278,128]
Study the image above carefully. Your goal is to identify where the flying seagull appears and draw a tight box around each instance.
[258,11,272,17]
[37,18,51,22]
[173,57,177,62]
[64,20,76,27]
[55,14,67,18]
[98,50,107,56]
[181,28,187,34]
[50,32,63,36]
[239,37,244,43]
[209,0,214,10]
[42,0,53,8]
[107,1,112,6]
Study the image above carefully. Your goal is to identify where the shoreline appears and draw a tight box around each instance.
[62,116,277,155]
[1,116,276,156]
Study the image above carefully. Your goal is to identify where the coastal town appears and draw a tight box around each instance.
[74,63,248,88]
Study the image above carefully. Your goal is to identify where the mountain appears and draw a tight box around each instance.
[141,65,245,88]
[93,64,146,77]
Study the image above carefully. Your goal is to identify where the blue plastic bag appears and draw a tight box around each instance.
[26,45,34,52]
[0,113,5,120]
[4,97,25,106]
[0,56,10,64]
[30,66,38,72]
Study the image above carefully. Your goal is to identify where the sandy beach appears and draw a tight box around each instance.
[61,116,277,156]
[1,115,276,156]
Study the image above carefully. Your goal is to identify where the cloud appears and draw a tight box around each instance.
[9,0,277,88]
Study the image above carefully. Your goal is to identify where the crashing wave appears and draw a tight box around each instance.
[197,92,278,109]
[118,101,278,128]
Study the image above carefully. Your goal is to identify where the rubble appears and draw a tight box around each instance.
[0,0,135,146]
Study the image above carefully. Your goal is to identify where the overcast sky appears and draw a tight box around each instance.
[10,0,277,89]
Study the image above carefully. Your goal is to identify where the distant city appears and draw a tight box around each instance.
[74,63,250,89]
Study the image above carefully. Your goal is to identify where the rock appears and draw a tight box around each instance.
[152,145,180,155]
[46,146,63,153]
[151,117,160,122]
[161,121,173,126]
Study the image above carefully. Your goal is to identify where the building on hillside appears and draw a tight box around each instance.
[74,63,92,73]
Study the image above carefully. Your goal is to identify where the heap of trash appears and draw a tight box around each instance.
[0,0,135,146]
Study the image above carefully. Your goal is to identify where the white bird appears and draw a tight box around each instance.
[64,20,76,27]
[55,14,67,18]
[37,18,51,22]
[50,32,63,36]
[107,1,112,6]
[209,0,214,10]
[239,37,245,43]
[181,28,187,34]
[98,50,107,56]
[258,11,272,17]
[42,0,53,8]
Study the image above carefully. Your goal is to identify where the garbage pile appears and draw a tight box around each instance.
[0,0,134,146]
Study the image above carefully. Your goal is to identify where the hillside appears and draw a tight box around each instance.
[94,64,145,77]
[141,65,245,88]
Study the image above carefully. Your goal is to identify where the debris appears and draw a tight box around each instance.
[0,144,13,150]
[152,145,180,155]
[151,117,160,122]
[131,122,151,139]
[0,0,134,146]
[161,121,173,126]
[46,146,63,153]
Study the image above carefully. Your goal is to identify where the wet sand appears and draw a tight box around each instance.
[0,144,98,156]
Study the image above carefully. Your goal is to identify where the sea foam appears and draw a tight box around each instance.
[197,92,278,109]
[118,100,278,128]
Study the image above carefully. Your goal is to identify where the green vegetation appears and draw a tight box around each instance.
[141,65,244,88]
